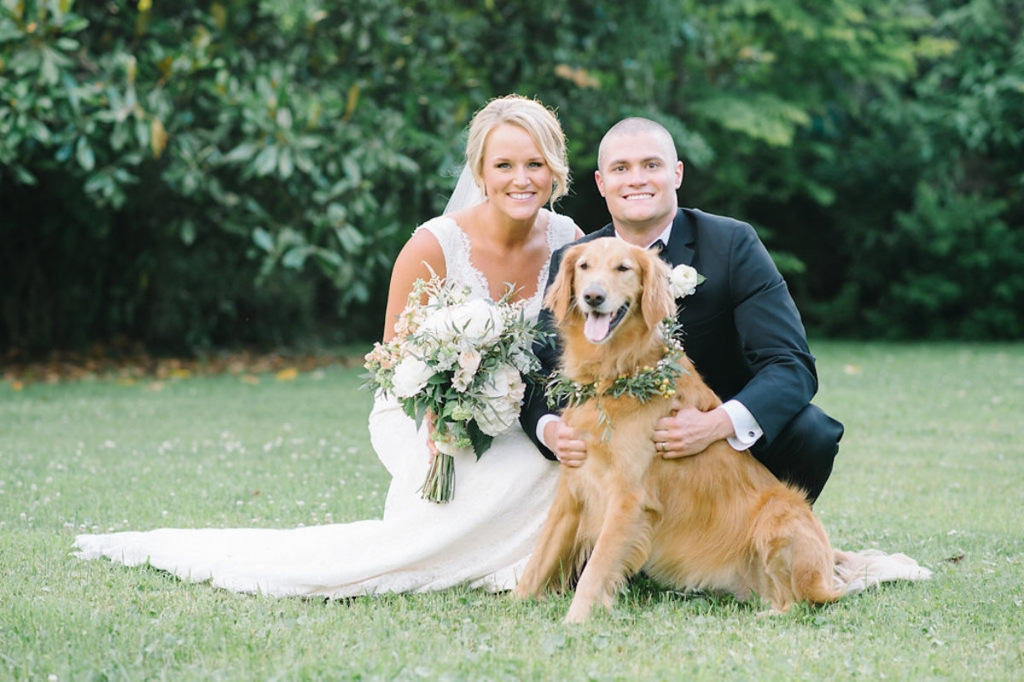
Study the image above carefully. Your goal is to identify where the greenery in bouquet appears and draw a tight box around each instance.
[363,276,546,502]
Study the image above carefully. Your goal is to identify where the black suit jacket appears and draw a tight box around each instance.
[521,207,819,460]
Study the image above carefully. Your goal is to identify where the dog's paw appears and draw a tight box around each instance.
[512,584,540,600]
[564,598,609,624]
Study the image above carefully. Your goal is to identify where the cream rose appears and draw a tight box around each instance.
[451,348,482,392]
[670,264,705,298]
[472,364,525,436]
[390,357,434,398]
[449,299,504,347]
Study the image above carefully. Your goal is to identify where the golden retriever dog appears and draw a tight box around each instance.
[515,238,928,623]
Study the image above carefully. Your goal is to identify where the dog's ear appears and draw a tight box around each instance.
[640,249,676,331]
[544,244,583,323]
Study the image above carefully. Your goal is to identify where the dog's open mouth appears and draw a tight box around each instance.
[583,303,630,344]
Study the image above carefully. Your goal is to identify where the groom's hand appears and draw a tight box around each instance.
[545,419,587,467]
[653,405,734,458]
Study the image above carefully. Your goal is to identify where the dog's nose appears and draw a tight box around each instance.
[583,286,605,309]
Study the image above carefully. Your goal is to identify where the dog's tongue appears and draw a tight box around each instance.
[584,312,611,343]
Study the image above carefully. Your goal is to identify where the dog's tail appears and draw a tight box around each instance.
[833,549,932,595]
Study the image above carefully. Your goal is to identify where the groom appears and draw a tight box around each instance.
[520,117,843,502]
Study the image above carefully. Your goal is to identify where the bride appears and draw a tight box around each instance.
[73,95,584,597]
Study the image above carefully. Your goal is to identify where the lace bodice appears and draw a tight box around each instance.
[417,211,579,322]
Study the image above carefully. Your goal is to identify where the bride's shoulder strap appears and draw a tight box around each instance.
[415,215,467,271]
[547,211,582,250]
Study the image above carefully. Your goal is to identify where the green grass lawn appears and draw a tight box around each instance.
[2,342,1022,681]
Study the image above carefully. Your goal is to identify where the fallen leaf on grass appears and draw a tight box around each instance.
[275,367,299,381]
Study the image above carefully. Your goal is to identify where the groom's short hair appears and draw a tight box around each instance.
[598,118,679,169]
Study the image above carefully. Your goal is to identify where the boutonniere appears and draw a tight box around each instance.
[669,264,706,299]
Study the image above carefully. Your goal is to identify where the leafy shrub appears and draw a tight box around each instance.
[2,0,1021,353]
[0,0,450,352]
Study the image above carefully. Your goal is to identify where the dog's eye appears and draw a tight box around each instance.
[578,261,589,271]
[616,264,631,272]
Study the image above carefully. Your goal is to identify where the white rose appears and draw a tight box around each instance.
[449,299,504,347]
[670,264,704,298]
[472,364,525,436]
[452,348,482,392]
[417,308,459,345]
[390,357,434,398]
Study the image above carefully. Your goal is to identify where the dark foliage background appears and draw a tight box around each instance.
[2,0,1021,355]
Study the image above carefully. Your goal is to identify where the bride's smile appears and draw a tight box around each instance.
[480,123,553,221]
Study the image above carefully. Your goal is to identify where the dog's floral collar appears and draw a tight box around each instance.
[670,265,705,299]
[546,321,688,413]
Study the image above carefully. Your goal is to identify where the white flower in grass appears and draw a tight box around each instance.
[669,264,705,298]
[390,358,434,398]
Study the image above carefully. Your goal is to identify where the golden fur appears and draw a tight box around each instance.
[514,238,842,623]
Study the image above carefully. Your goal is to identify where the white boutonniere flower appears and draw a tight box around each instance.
[669,264,706,298]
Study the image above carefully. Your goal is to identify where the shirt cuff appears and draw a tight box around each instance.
[721,399,763,451]
[537,414,560,449]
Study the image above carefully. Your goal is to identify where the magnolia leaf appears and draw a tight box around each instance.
[281,247,310,269]
[252,145,278,176]
[75,137,95,171]
[342,156,361,183]
[150,118,168,158]
[334,225,364,253]
[252,227,274,253]
[275,106,293,130]
[343,82,360,121]
[691,94,810,147]
[315,249,343,268]
[277,147,293,179]
[13,165,37,185]
[222,143,258,163]
[180,221,196,246]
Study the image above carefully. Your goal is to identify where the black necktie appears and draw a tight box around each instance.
[650,240,671,263]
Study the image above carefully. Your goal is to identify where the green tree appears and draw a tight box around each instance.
[3,0,1021,353]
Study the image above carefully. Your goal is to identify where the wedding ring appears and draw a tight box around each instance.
[658,441,665,452]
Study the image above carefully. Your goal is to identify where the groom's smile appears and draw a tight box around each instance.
[595,129,684,235]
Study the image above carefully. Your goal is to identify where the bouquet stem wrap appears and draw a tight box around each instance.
[421,438,464,503]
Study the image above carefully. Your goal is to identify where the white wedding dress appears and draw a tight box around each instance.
[73,211,580,598]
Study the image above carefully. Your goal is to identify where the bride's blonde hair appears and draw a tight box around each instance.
[464,94,570,205]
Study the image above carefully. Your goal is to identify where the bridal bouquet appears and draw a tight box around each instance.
[363,276,544,503]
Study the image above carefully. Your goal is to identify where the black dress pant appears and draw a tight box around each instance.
[749,404,844,503]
